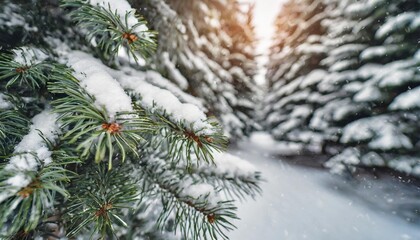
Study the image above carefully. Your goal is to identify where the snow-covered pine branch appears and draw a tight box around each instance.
[180,152,262,200]
[0,109,29,156]
[0,47,50,90]
[135,154,238,240]
[0,110,72,235]
[0,0,261,238]
[54,50,227,166]
[62,0,156,63]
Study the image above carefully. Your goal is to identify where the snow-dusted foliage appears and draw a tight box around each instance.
[133,0,260,139]
[263,0,420,176]
[0,110,59,202]
[0,1,261,239]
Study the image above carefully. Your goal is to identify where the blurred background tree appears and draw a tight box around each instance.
[262,0,420,177]
[134,0,261,140]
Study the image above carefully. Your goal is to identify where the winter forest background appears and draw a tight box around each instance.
[0,0,419,239]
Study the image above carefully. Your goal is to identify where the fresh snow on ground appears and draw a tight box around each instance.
[229,132,420,240]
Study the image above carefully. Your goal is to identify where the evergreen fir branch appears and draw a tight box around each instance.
[48,70,156,169]
[115,196,179,239]
[166,119,228,165]
[0,125,77,238]
[0,160,72,237]
[175,152,262,201]
[0,52,50,90]
[187,167,262,201]
[137,104,229,166]
[0,92,28,111]
[137,159,238,240]
[65,164,139,239]
[139,149,261,201]
[0,1,263,238]
[62,0,157,64]
[0,110,30,157]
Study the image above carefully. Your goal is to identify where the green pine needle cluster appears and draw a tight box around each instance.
[62,0,157,64]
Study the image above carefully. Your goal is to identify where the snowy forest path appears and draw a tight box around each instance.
[228,136,420,240]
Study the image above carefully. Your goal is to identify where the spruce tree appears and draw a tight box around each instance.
[134,0,260,140]
[263,0,420,176]
[0,0,261,239]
